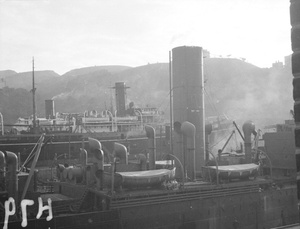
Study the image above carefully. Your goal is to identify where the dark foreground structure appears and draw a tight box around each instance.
[291,0,300,200]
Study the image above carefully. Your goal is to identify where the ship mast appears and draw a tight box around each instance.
[32,57,37,133]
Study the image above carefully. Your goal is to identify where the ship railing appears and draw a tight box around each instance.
[110,183,260,209]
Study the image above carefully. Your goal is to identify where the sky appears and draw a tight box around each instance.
[0,0,292,75]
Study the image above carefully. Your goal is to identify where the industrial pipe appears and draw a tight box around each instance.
[242,121,256,163]
[145,125,156,170]
[80,148,87,184]
[80,148,87,167]
[205,124,212,163]
[89,138,104,190]
[113,142,128,164]
[5,151,18,202]
[181,121,196,181]
[89,137,102,151]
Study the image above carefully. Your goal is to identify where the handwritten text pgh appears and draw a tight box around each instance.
[3,197,53,229]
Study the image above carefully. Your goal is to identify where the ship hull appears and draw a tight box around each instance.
[2,180,298,229]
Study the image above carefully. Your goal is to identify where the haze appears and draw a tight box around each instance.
[0,0,291,75]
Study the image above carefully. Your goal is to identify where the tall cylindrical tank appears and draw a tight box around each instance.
[172,46,205,175]
[114,82,129,117]
[45,99,55,119]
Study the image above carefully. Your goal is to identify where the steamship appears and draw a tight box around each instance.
[0,82,167,164]
[0,45,299,229]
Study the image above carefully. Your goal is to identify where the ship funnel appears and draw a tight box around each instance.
[242,120,255,163]
[172,46,205,176]
[45,99,55,119]
[5,151,18,202]
[114,82,129,117]
[114,142,128,164]
[145,125,156,170]
[181,121,196,180]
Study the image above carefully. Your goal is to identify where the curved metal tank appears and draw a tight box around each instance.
[172,46,205,175]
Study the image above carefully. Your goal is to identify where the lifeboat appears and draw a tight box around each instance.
[118,168,176,188]
[202,163,259,180]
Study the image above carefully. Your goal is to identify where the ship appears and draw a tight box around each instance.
[0,80,168,165]
[0,45,299,229]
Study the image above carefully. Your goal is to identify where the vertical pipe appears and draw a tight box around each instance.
[0,112,3,136]
[181,121,196,181]
[80,148,87,167]
[89,137,104,189]
[205,124,212,164]
[17,152,21,171]
[173,121,184,180]
[5,151,18,203]
[145,125,156,170]
[242,121,255,163]
[111,158,116,194]
[80,148,87,184]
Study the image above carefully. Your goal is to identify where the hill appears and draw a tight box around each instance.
[5,70,60,90]
[0,59,294,128]
[61,65,132,78]
[0,70,17,78]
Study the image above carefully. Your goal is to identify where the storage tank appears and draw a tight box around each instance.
[45,99,55,119]
[172,46,205,175]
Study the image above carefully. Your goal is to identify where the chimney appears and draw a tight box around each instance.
[114,82,129,117]
[172,46,205,175]
[45,99,55,119]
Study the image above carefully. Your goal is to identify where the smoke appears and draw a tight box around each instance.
[205,59,293,130]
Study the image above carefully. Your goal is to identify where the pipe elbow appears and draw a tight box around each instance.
[88,137,102,151]
[145,125,155,139]
[6,151,18,168]
[242,120,255,143]
[181,121,196,137]
[114,142,128,164]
